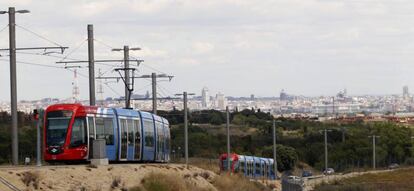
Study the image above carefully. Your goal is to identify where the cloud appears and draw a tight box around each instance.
[192,42,214,54]
[137,46,168,58]
[129,0,172,14]
[176,58,200,66]
[1,0,414,100]
[75,1,112,18]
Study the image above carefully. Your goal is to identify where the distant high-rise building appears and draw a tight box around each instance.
[280,89,288,101]
[216,92,226,110]
[403,86,409,99]
[202,87,210,108]
[250,94,255,100]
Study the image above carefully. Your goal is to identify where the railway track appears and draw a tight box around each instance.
[0,176,20,191]
[0,163,178,171]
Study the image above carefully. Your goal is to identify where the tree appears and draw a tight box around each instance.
[261,145,298,172]
[209,113,224,125]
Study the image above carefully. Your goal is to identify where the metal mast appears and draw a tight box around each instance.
[87,24,95,106]
[226,106,231,172]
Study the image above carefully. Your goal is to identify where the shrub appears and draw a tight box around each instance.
[404,157,414,165]
[213,174,270,191]
[132,172,206,191]
[315,184,368,191]
[111,176,122,189]
[21,171,40,189]
[87,164,98,169]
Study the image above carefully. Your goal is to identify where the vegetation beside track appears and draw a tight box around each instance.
[314,168,414,191]
[1,109,414,175]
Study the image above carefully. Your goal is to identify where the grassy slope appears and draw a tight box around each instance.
[315,168,414,191]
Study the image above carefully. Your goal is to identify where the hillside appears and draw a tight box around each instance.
[314,168,414,191]
[0,164,275,191]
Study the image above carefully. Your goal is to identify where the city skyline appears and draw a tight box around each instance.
[2,1,414,101]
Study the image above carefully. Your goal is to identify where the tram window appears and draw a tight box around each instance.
[104,118,114,145]
[247,162,250,175]
[134,119,141,159]
[87,117,95,139]
[165,126,170,150]
[262,164,265,176]
[127,119,134,146]
[96,118,104,138]
[248,162,251,175]
[70,117,87,147]
[164,127,169,151]
[255,163,260,174]
[240,161,244,173]
[96,117,114,145]
[156,122,163,154]
[144,120,154,147]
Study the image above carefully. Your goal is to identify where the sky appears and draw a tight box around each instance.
[0,0,414,101]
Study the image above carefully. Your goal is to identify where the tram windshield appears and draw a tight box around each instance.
[46,110,73,146]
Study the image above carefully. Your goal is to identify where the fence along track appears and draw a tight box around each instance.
[0,176,21,191]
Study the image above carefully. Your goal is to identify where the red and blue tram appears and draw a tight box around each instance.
[219,153,276,180]
[44,104,170,162]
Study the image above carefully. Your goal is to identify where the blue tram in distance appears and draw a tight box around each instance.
[43,104,170,162]
[219,153,276,180]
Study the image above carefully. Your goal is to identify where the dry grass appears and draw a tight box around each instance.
[188,158,220,174]
[212,174,271,191]
[87,164,98,169]
[315,168,414,191]
[130,173,193,191]
[20,171,40,189]
[111,176,122,190]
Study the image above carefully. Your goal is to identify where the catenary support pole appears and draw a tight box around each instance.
[36,110,42,167]
[273,119,277,179]
[325,129,328,172]
[368,135,379,169]
[184,92,188,168]
[373,136,376,169]
[87,24,95,106]
[9,7,18,165]
[152,72,157,114]
[324,129,328,172]
[124,46,130,108]
[226,106,231,172]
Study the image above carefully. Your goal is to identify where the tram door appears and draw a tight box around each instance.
[127,119,135,160]
[87,116,95,159]
[120,118,128,160]
[133,119,141,160]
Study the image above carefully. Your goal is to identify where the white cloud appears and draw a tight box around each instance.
[138,47,168,58]
[192,42,214,54]
[1,0,414,100]
[76,1,112,18]
[129,0,171,14]
[177,58,200,66]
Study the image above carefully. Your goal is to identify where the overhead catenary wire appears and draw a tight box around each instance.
[94,38,116,50]
[103,82,122,97]
[134,83,153,92]
[59,39,87,62]
[15,51,82,61]
[94,38,169,75]
[0,24,8,34]
[15,24,65,48]
[157,83,175,97]
[0,58,89,78]
[93,38,176,102]
[100,62,123,76]
[0,58,63,69]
